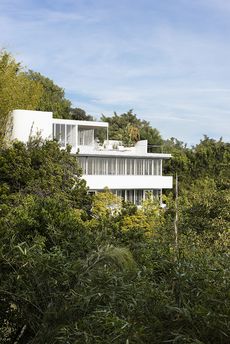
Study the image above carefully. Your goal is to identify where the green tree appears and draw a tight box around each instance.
[190,136,230,189]
[1,154,229,343]
[25,70,72,119]
[121,196,163,236]
[101,110,162,146]
[176,177,230,234]
[91,188,122,219]
[70,107,94,121]
[163,137,191,186]
[0,138,90,342]
[0,141,142,344]
[0,51,43,144]
[0,138,90,210]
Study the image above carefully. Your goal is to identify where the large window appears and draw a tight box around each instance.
[53,124,76,148]
[78,129,94,146]
[109,189,157,205]
[108,158,116,175]
[78,157,162,176]
[136,159,144,175]
[117,158,126,175]
[135,190,143,205]
[127,158,135,175]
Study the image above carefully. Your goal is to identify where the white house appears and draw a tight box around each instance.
[10,109,173,205]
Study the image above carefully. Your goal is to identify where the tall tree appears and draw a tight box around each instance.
[190,136,230,188]
[101,110,162,146]
[25,70,72,119]
[0,51,43,144]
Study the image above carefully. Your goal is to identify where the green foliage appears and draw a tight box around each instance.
[91,188,122,219]
[177,178,230,233]
[70,107,94,121]
[25,70,72,119]
[190,136,230,188]
[164,136,230,188]
[0,137,229,342]
[0,51,229,344]
[121,196,163,236]
[101,109,163,146]
[0,51,43,144]
[0,50,91,144]
[0,138,90,212]
[164,137,230,235]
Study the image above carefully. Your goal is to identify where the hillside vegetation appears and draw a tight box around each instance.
[0,51,229,343]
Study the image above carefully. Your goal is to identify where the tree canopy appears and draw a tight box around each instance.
[0,137,229,343]
[101,110,163,147]
[70,107,94,121]
[0,51,43,144]
[0,51,229,343]
[25,70,72,119]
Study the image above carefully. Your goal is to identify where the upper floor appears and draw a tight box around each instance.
[10,109,171,160]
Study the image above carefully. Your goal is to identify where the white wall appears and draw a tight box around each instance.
[83,175,173,190]
[135,140,148,154]
[11,110,53,142]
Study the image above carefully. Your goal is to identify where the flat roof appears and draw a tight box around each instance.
[77,152,172,159]
[52,118,108,128]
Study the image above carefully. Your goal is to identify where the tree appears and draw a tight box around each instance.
[121,196,163,236]
[190,136,230,189]
[1,52,229,343]
[0,141,141,344]
[0,51,43,144]
[0,139,229,343]
[0,138,90,342]
[101,110,162,146]
[70,107,94,121]
[0,138,90,210]
[163,137,191,188]
[176,177,230,234]
[25,70,72,119]
[91,188,122,219]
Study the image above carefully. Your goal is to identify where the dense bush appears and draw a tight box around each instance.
[0,139,229,343]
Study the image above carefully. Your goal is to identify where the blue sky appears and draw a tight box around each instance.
[0,0,230,145]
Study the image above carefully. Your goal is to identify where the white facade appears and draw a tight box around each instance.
[10,110,53,142]
[10,110,173,205]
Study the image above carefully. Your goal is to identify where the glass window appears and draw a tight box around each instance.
[53,124,75,147]
[135,190,143,205]
[127,158,135,175]
[153,159,160,175]
[144,159,153,175]
[78,157,87,174]
[100,158,107,174]
[116,190,123,198]
[136,159,144,175]
[108,158,116,175]
[149,160,153,175]
[117,158,126,175]
[77,157,161,176]
[67,125,76,147]
[53,124,65,147]
[88,157,94,174]
[78,129,94,145]
[127,190,134,203]
[60,125,65,147]
[54,124,61,141]
[52,124,56,139]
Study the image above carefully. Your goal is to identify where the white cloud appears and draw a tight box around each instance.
[0,0,229,144]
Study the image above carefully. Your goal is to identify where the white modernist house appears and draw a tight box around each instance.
[10,109,173,205]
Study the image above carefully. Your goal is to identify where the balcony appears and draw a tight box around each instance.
[82,175,173,190]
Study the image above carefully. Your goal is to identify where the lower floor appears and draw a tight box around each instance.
[82,174,172,191]
[89,189,161,206]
